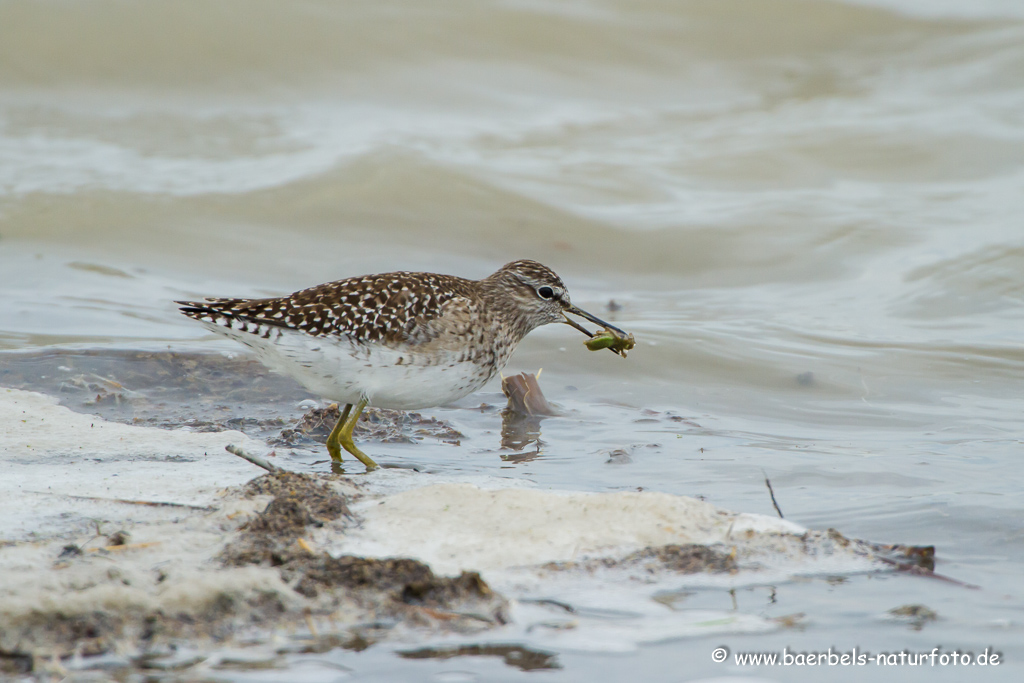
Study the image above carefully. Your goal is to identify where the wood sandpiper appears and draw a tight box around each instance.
[177,260,631,471]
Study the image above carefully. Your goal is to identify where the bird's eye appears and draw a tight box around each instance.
[537,286,555,300]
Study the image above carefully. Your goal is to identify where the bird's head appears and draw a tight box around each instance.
[486,260,629,342]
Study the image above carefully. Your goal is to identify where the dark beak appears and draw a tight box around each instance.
[560,301,629,339]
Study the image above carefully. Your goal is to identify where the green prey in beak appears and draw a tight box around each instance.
[560,302,636,357]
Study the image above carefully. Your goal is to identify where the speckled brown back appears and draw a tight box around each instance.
[177,271,480,346]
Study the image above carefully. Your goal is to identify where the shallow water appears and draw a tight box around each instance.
[2,0,1024,679]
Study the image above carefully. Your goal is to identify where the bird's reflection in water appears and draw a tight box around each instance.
[500,409,545,462]
[499,370,559,463]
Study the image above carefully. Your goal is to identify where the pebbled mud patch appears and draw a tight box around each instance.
[0,470,506,678]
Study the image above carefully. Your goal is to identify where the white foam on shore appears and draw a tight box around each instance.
[323,470,875,650]
[0,388,302,644]
[336,478,804,575]
[1,387,268,540]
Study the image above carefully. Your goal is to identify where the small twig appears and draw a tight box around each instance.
[86,542,162,553]
[763,471,784,519]
[304,609,319,638]
[519,598,577,614]
[226,444,278,472]
[23,491,214,511]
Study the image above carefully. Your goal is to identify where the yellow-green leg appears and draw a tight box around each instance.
[325,404,351,461]
[325,398,378,471]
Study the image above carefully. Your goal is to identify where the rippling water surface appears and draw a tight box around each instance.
[2,0,1024,680]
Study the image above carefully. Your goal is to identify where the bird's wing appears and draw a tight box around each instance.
[177,271,477,347]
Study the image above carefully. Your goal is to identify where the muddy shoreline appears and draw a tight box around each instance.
[0,350,940,679]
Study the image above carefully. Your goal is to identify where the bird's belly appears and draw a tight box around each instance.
[211,323,500,409]
[356,357,495,409]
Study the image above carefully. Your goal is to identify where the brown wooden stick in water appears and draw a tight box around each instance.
[501,370,558,417]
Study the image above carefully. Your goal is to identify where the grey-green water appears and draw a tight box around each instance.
[3,0,1024,680]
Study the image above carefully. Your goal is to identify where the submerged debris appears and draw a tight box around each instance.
[1,350,469,456]
[888,604,939,631]
[624,544,739,573]
[0,349,309,436]
[274,405,463,447]
[398,643,560,671]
